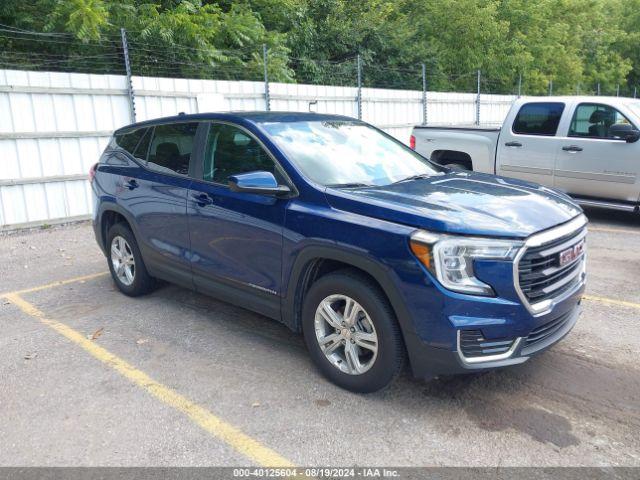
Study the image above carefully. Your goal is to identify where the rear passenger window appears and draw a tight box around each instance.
[512,102,564,136]
[147,123,199,176]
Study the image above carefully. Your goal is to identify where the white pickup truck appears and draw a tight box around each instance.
[411,96,640,212]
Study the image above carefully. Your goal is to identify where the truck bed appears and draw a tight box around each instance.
[411,125,501,173]
[413,125,501,132]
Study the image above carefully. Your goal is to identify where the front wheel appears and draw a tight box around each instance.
[302,270,405,393]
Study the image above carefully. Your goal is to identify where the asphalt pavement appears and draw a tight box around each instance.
[0,207,638,467]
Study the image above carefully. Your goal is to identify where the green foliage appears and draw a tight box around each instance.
[47,0,109,41]
[0,0,638,93]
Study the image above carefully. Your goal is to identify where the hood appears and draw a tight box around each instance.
[324,171,582,238]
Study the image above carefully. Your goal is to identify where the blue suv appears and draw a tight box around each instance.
[91,112,586,393]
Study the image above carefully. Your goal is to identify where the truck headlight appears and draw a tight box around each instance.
[410,231,523,296]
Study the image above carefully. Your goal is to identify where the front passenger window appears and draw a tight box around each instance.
[147,123,199,175]
[569,103,634,139]
[203,123,277,184]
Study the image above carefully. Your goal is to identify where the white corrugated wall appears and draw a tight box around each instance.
[0,69,516,229]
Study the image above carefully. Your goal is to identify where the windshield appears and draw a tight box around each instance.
[627,102,640,119]
[261,120,442,187]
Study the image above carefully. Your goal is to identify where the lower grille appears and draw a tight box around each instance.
[525,311,572,347]
[459,330,514,358]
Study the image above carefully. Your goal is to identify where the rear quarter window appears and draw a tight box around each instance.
[512,102,565,136]
[113,127,148,155]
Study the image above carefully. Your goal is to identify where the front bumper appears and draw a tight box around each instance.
[400,214,587,379]
[407,301,581,379]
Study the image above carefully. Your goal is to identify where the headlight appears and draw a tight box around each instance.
[410,230,523,296]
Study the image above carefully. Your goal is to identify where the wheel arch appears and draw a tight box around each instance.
[96,202,139,253]
[283,246,416,343]
[430,149,473,170]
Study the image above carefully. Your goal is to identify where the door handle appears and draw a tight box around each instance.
[192,192,214,207]
[562,145,583,152]
[504,141,522,147]
[124,179,138,190]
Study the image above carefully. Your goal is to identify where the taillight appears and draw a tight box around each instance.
[89,163,98,183]
[409,135,416,149]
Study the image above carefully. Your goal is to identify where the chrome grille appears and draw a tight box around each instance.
[516,217,587,313]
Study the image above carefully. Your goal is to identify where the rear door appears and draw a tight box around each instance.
[554,102,640,202]
[187,122,291,319]
[128,121,203,286]
[496,101,566,187]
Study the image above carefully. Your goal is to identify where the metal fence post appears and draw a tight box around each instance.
[597,83,601,96]
[421,63,427,125]
[263,44,270,111]
[616,84,620,97]
[548,79,553,95]
[120,28,136,123]
[634,87,637,99]
[356,54,362,120]
[475,69,481,126]
[517,73,522,97]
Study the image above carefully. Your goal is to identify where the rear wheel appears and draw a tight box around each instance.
[302,270,405,393]
[106,223,155,297]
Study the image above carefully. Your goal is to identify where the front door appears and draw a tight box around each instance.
[187,122,290,319]
[554,102,640,202]
[496,101,566,188]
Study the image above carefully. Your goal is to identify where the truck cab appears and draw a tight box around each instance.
[412,96,640,212]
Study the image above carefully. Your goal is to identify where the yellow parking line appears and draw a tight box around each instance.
[583,294,640,310]
[3,271,109,296]
[589,226,639,235]
[3,292,294,467]
[7,269,640,319]
[7,269,638,466]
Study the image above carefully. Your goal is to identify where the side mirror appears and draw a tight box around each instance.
[228,171,291,196]
[609,123,640,143]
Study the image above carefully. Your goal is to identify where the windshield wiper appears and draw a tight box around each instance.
[326,182,376,188]
[391,173,432,184]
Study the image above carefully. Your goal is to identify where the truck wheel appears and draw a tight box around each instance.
[302,270,405,393]
[106,223,156,297]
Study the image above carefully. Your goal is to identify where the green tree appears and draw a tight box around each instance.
[0,0,638,94]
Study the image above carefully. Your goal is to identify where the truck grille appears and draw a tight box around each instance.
[517,221,586,310]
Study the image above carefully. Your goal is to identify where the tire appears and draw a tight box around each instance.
[106,222,155,297]
[302,270,405,393]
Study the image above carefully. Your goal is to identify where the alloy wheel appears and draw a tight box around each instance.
[111,235,136,286]
[314,294,379,375]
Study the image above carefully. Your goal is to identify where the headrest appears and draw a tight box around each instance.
[589,109,613,124]
[156,142,180,157]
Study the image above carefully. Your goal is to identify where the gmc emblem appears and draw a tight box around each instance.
[559,240,585,267]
